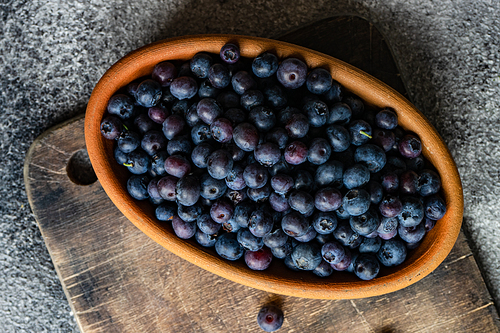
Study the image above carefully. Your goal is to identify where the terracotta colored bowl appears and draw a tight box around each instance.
[85,34,463,299]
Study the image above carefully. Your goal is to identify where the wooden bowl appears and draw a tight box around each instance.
[85,34,463,299]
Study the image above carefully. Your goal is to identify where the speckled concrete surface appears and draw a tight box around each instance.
[1,0,499,331]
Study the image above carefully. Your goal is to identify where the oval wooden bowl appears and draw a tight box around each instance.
[85,34,463,299]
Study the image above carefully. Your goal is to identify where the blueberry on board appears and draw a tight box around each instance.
[342,189,371,216]
[252,52,279,78]
[175,175,200,207]
[327,102,351,125]
[125,149,151,175]
[215,232,244,261]
[306,67,333,95]
[172,215,197,239]
[354,144,387,173]
[117,130,140,153]
[291,242,322,271]
[342,164,370,190]
[107,94,135,119]
[353,254,380,280]
[152,61,177,87]
[100,115,123,140]
[170,76,198,100]
[359,236,382,253]
[303,99,329,127]
[424,195,447,220]
[245,247,273,271]
[237,228,264,251]
[195,229,218,247]
[326,124,351,152]
[155,202,176,221]
[233,123,259,152]
[281,211,310,237]
[127,174,150,200]
[398,196,425,227]
[220,43,240,64]
[135,79,162,107]
[377,238,407,267]
[277,58,308,89]
[257,305,284,332]
[417,169,441,197]
[349,207,380,237]
[315,160,344,188]
[190,52,213,78]
[232,71,256,95]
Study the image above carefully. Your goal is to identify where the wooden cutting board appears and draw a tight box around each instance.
[25,16,500,333]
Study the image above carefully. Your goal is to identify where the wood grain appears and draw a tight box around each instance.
[25,16,499,332]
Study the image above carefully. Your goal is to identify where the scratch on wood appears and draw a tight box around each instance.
[42,141,72,156]
[30,163,66,175]
[444,253,473,268]
[420,302,495,331]
[350,300,375,333]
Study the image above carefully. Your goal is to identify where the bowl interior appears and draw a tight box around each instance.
[85,35,463,299]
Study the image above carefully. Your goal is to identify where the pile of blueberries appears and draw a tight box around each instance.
[100,42,447,281]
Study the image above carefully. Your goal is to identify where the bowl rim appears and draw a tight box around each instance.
[85,34,464,299]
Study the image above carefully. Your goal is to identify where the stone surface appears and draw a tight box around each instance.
[1,0,500,332]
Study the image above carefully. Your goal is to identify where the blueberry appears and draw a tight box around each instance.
[314,187,342,212]
[291,242,322,270]
[397,196,425,227]
[198,79,220,99]
[232,71,256,95]
[343,94,365,117]
[240,89,264,111]
[245,247,273,271]
[281,211,310,237]
[207,149,234,180]
[399,134,422,158]
[321,241,345,264]
[327,102,351,125]
[117,130,140,153]
[209,118,233,143]
[243,163,268,189]
[342,189,371,216]
[125,149,151,175]
[399,222,426,243]
[424,217,437,232]
[141,130,167,156]
[270,174,294,194]
[172,215,197,239]
[210,198,234,224]
[269,192,290,212]
[331,247,352,271]
[252,52,279,78]
[190,143,213,169]
[400,170,419,195]
[100,115,123,140]
[349,207,380,236]
[277,58,308,89]
[354,144,387,173]
[284,141,308,165]
[293,169,314,192]
[237,228,264,251]
[375,108,398,129]
[200,173,227,200]
[155,202,176,221]
[379,195,403,218]
[343,164,370,189]
[191,123,212,145]
[170,76,198,100]
[134,112,156,134]
[171,99,193,116]
[377,216,399,240]
[222,216,241,233]
[224,108,246,125]
[220,43,240,64]
[248,106,276,132]
[164,155,191,178]
[207,63,230,89]
[196,98,223,125]
[315,160,343,188]
[162,114,185,140]
[335,204,351,220]
[303,99,329,127]
[215,233,244,261]
[294,226,317,243]
[405,155,425,172]
[288,190,315,215]
[148,105,170,124]
[147,177,163,202]
[190,52,213,78]
[175,175,200,206]
[424,195,446,220]
[114,146,129,165]
[248,209,274,237]
[359,237,382,253]
[157,175,178,201]
[377,238,407,266]
[307,138,331,165]
[247,183,272,202]
[285,113,309,139]
[257,305,284,332]
[326,125,351,152]
[306,68,332,95]
[127,174,150,200]
[232,201,256,228]
[271,241,293,259]
[380,171,399,194]
[107,94,135,119]
[284,254,300,271]
[177,203,203,222]
[353,254,380,280]
[135,79,162,107]
[366,181,383,204]
[313,260,334,277]
[322,80,343,104]
[263,227,289,248]
[417,169,441,197]
[263,83,288,109]
[348,120,372,146]
[225,164,246,191]
[254,142,281,167]
[233,123,259,152]
[195,229,218,247]
[217,90,241,109]
[225,189,247,206]
[311,212,338,235]
[152,61,177,87]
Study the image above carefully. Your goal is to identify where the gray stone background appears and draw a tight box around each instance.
[1,0,499,331]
